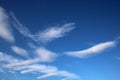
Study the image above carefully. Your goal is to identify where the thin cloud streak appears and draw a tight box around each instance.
[5,58,39,68]
[5,47,58,67]
[0,52,20,64]
[37,70,79,80]
[36,23,75,43]
[11,46,29,57]
[0,52,22,73]
[37,72,60,79]
[0,7,14,42]
[1,50,78,80]
[11,13,75,43]
[15,64,79,80]
[5,62,79,80]
[65,40,117,58]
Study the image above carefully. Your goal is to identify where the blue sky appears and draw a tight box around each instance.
[0,0,120,80]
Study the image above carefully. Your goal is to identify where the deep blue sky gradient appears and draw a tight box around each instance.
[0,0,120,80]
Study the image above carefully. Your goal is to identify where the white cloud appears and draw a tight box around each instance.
[35,47,58,62]
[0,51,22,73]
[6,47,58,68]
[0,7,14,42]
[35,23,75,43]
[11,46,29,57]
[20,64,57,74]
[36,66,79,80]
[5,58,39,68]
[11,13,75,43]
[0,52,20,64]
[5,62,79,80]
[37,72,60,79]
[21,69,36,74]
[65,40,117,58]
[0,40,77,80]
[1,59,80,79]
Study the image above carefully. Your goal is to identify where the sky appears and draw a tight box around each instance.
[0,0,120,80]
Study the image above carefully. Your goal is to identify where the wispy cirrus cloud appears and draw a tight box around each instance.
[0,7,79,80]
[6,64,79,80]
[1,48,78,80]
[37,71,79,80]
[0,52,20,64]
[0,52,21,73]
[5,47,58,67]
[37,72,60,79]
[11,13,75,43]
[5,58,39,68]
[65,40,117,58]
[11,46,29,57]
[10,13,33,38]
[0,7,14,42]
[0,52,78,80]
[35,23,75,43]
[2,55,79,80]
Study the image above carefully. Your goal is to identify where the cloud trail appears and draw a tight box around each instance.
[65,40,117,58]
[35,23,75,43]
[11,13,75,44]
[0,7,14,42]
[11,46,29,57]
